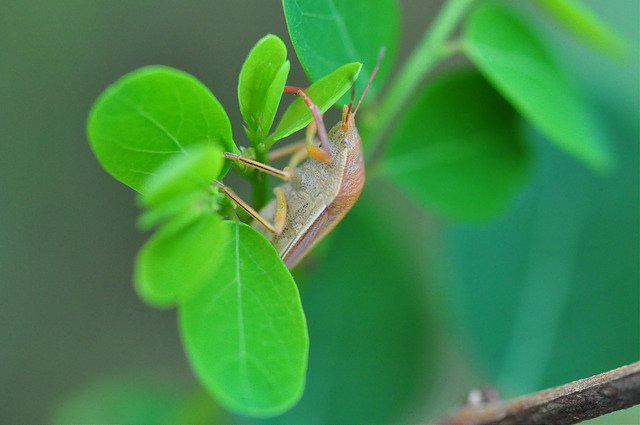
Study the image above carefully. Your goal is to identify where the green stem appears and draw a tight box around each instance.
[252,143,269,210]
[366,0,476,165]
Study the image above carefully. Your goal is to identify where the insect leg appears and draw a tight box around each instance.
[283,88,331,163]
[268,139,306,161]
[266,132,311,176]
[224,152,291,181]
[273,187,287,234]
[283,85,306,94]
[296,90,332,163]
[287,144,309,169]
[214,180,286,235]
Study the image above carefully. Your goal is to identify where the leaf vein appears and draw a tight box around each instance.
[116,92,188,154]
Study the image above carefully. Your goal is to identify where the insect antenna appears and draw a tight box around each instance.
[346,85,356,117]
[353,47,385,116]
[343,86,357,129]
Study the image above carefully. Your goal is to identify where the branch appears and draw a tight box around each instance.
[442,361,640,425]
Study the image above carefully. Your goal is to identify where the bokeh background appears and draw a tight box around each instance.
[1,1,638,423]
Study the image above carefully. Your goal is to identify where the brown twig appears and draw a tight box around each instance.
[442,361,640,425]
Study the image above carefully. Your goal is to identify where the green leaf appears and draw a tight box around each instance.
[282,0,399,105]
[51,376,227,425]
[179,222,308,417]
[140,144,223,209]
[582,405,640,425]
[135,213,225,309]
[533,0,626,57]
[137,192,205,231]
[463,3,614,172]
[238,34,290,144]
[447,122,639,398]
[380,70,530,220]
[266,191,438,423]
[266,62,361,145]
[88,66,235,192]
[50,376,189,425]
[137,145,223,230]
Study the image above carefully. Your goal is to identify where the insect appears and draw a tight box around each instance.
[216,55,382,269]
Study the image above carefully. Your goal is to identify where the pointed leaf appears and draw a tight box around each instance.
[282,0,399,105]
[380,70,530,219]
[88,66,235,192]
[463,3,614,172]
[533,0,626,57]
[267,62,361,146]
[179,222,308,417]
[135,213,225,309]
[238,34,290,144]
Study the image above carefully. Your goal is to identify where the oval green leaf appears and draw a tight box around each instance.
[380,70,530,220]
[88,66,235,192]
[137,192,205,231]
[238,34,290,144]
[282,0,398,105]
[463,3,614,172]
[266,62,361,145]
[179,222,308,417]
[135,213,225,309]
[138,145,223,230]
[140,145,223,208]
[533,0,626,57]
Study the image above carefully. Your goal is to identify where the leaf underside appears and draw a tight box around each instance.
[463,3,614,172]
[381,70,530,220]
[282,0,399,105]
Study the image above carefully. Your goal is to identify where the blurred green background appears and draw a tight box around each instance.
[1,1,638,423]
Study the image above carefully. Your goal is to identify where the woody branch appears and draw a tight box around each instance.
[439,361,640,425]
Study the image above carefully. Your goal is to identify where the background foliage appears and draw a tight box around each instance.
[1,0,637,423]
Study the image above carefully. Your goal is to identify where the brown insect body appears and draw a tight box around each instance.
[254,113,364,269]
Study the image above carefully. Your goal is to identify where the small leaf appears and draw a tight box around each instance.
[140,145,223,209]
[267,62,361,145]
[282,0,399,105]
[238,34,290,144]
[137,192,204,231]
[179,222,308,417]
[381,70,530,219]
[88,66,235,192]
[135,213,225,309]
[463,3,614,172]
[533,0,626,57]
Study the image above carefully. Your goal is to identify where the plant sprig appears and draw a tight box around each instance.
[86,0,625,418]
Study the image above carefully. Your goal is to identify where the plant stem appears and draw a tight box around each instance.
[441,361,640,425]
[366,0,476,165]
[252,143,269,211]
